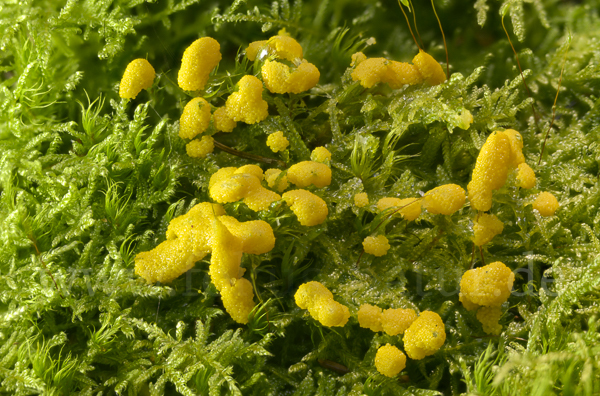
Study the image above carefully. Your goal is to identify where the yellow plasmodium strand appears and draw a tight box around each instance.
[287,161,331,188]
[178,37,222,91]
[119,59,155,99]
[186,136,214,158]
[246,35,303,62]
[351,58,422,89]
[362,235,391,257]
[262,60,320,94]
[472,213,504,246]
[532,192,559,216]
[375,344,406,378]
[225,75,269,124]
[282,189,328,226]
[403,311,446,360]
[179,97,211,140]
[294,281,350,327]
[422,184,466,215]
[377,197,422,221]
[357,304,383,332]
[217,216,276,255]
[381,308,418,336]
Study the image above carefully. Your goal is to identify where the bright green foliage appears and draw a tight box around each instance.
[1,0,600,395]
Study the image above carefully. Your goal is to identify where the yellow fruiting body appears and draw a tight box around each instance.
[209,217,244,291]
[267,131,289,152]
[235,165,264,181]
[459,262,515,310]
[412,50,446,86]
[351,51,367,66]
[220,278,255,324]
[354,192,369,208]
[403,311,446,360]
[213,106,237,132]
[357,304,383,332]
[119,59,155,99]
[282,189,328,226]
[476,306,503,335]
[179,97,211,140]
[262,60,320,94]
[377,197,422,221]
[135,202,223,284]
[423,184,466,215]
[310,147,331,163]
[186,136,214,158]
[178,37,222,91]
[225,75,269,124]
[218,216,275,255]
[384,61,423,89]
[375,344,406,377]
[467,131,512,212]
[362,235,390,257]
[287,161,332,188]
[209,167,281,211]
[294,281,349,327]
[246,35,303,62]
[265,169,289,192]
[473,213,504,246]
[351,58,388,88]
[381,308,418,336]
[532,191,559,217]
[503,129,526,167]
[516,163,536,189]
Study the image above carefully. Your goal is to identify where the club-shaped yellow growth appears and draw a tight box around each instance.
[377,197,422,221]
[468,129,527,212]
[362,235,390,257]
[472,213,504,246]
[422,184,466,215]
[403,311,446,360]
[352,58,422,89]
[179,97,211,140]
[135,202,277,324]
[358,304,383,332]
[209,167,281,211]
[460,262,514,309]
[186,136,214,158]
[213,106,237,132]
[265,168,289,192]
[287,161,331,188]
[532,191,560,216]
[516,163,536,189]
[282,189,328,226]
[178,37,222,91]
[134,202,224,284]
[262,59,320,94]
[354,192,369,208]
[412,50,446,86]
[267,131,289,152]
[311,147,331,163]
[225,75,269,124]
[476,306,503,335]
[294,281,350,327]
[381,308,418,336]
[119,59,156,99]
[246,35,303,62]
[467,131,513,212]
[375,344,406,377]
